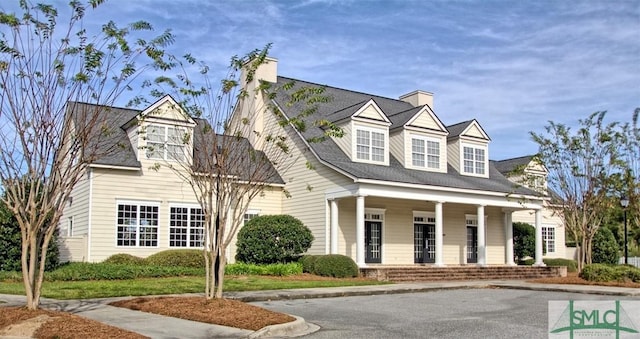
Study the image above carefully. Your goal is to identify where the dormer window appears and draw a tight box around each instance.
[462,144,487,175]
[412,136,440,169]
[356,127,386,163]
[146,124,186,161]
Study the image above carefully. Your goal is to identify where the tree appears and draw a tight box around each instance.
[616,109,640,251]
[513,222,535,263]
[0,1,173,309]
[138,46,342,299]
[531,112,622,272]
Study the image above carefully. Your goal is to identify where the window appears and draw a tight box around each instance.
[412,137,440,169]
[67,217,74,237]
[463,145,486,175]
[356,127,385,163]
[116,203,158,247]
[169,206,205,248]
[542,226,555,253]
[146,124,185,161]
[244,211,260,225]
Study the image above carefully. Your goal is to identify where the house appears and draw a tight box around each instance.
[59,57,559,268]
[494,155,566,259]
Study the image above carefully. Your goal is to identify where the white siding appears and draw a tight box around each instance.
[331,121,352,158]
[389,130,404,165]
[447,140,460,173]
[463,124,486,139]
[409,110,441,130]
[356,103,386,121]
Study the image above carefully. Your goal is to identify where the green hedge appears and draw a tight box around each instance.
[299,255,320,273]
[542,258,578,272]
[103,253,146,265]
[312,254,359,278]
[145,249,205,268]
[41,262,204,281]
[580,264,640,283]
[225,262,302,276]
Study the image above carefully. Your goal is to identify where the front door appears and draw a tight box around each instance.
[467,226,478,263]
[365,221,382,263]
[414,223,435,263]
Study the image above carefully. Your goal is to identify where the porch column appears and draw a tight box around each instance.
[435,201,445,266]
[477,205,486,266]
[534,209,546,266]
[330,199,338,254]
[504,210,515,266]
[356,195,365,267]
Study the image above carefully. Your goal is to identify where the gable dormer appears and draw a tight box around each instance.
[446,119,491,178]
[388,105,449,173]
[330,99,391,166]
[495,155,548,192]
[123,95,197,163]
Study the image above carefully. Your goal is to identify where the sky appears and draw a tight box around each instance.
[2,0,639,160]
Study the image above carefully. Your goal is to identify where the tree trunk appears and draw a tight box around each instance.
[214,250,227,299]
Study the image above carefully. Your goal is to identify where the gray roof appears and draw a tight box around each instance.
[273,76,538,196]
[68,101,284,184]
[493,155,535,175]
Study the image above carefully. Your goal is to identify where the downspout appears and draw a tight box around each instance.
[86,168,93,262]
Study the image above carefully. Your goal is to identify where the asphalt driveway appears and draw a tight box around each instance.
[252,289,640,338]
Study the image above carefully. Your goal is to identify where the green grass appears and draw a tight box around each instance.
[0,275,386,300]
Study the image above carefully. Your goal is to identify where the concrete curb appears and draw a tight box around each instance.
[489,283,640,297]
[249,315,319,338]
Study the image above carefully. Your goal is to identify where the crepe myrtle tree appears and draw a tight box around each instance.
[0,0,174,309]
[139,45,343,299]
[530,111,624,272]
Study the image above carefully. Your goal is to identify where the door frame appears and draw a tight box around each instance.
[364,209,385,264]
[413,212,436,264]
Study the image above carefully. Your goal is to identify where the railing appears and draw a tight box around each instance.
[619,257,640,268]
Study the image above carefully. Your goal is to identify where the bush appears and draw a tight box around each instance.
[235,215,314,264]
[591,227,619,265]
[299,255,320,273]
[312,254,359,278]
[513,222,535,262]
[0,201,60,272]
[43,262,203,281]
[225,262,302,276]
[543,258,578,272]
[145,249,204,268]
[579,264,640,283]
[103,253,145,265]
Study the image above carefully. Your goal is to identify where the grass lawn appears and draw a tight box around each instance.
[0,275,387,299]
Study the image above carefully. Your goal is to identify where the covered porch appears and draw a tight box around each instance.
[325,183,547,268]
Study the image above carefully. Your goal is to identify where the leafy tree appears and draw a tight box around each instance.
[531,112,623,272]
[137,46,342,299]
[0,0,173,309]
[591,226,620,265]
[513,222,535,262]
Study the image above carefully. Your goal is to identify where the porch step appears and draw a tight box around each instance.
[360,266,565,282]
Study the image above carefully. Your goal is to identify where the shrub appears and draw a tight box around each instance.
[299,255,320,273]
[225,262,302,276]
[145,249,204,268]
[235,215,314,264]
[0,200,60,272]
[591,227,619,265]
[103,253,145,265]
[513,222,535,262]
[312,254,359,278]
[43,262,203,281]
[579,264,618,282]
[543,258,578,272]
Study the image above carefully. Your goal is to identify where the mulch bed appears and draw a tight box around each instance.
[529,272,640,288]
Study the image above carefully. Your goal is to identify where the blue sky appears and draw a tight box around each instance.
[3,0,639,160]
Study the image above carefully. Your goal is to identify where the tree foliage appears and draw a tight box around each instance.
[591,226,620,265]
[513,222,535,262]
[0,0,173,309]
[531,110,638,272]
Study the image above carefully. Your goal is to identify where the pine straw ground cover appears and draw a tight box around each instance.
[530,271,640,288]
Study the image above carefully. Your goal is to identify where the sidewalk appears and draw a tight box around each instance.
[2,280,639,338]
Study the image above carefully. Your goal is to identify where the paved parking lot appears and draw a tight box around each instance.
[252,289,640,338]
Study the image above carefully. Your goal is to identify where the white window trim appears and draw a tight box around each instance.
[413,210,435,222]
[67,216,74,237]
[460,143,488,177]
[542,224,556,253]
[244,209,261,225]
[168,203,205,249]
[115,200,161,248]
[352,125,389,165]
[410,134,441,171]
[145,123,188,161]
